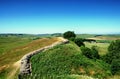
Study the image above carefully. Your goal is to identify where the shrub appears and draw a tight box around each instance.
[80,46,92,59]
[102,40,120,75]
[74,38,85,47]
[63,31,76,39]
[111,59,120,75]
[69,37,75,41]
[104,40,120,64]
[80,46,100,59]
[91,46,100,59]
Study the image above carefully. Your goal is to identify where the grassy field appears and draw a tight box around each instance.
[0,35,59,79]
[84,42,109,55]
[89,35,120,41]
[0,34,120,79]
[21,42,111,79]
[76,34,96,38]
[77,34,120,41]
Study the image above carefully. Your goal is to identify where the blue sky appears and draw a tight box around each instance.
[0,0,120,34]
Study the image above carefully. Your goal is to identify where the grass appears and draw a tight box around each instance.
[0,36,59,79]
[84,42,110,55]
[87,35,120,41]
[21,42,111,79]
[76,34,96,38]
[1,34,120,79]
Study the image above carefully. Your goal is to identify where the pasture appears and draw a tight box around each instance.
[0,34,120,79]
[0,35,59,79]
[84,42,109,55]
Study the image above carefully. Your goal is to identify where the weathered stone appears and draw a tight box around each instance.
[19,38,69,75]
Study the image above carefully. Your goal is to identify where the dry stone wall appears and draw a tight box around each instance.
[19,38,69,75]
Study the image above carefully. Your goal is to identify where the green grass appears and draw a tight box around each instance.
[0,36,32,55]
[0,36,59,79]
[88,35,120,41]
[76,34,96,38]
[84,42,110,55]
[21,42,111,79]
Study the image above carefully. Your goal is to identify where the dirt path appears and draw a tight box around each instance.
[7,37,68,79]
[7,60,21,79]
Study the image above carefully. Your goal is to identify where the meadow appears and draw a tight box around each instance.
[0,34,59,79]
[0,34,120,79]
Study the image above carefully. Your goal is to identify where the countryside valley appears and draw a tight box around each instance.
[0,31,120,79]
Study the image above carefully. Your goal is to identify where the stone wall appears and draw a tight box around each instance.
[19,39,69,75]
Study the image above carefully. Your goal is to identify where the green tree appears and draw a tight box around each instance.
[80,46,92,59]
[104,40,120,64]
[91,46,100,59]
[103,40,120,75]
[81,46,100,59]
[63,31,76,39]
[74,38,85,47]
[111,59,120,75]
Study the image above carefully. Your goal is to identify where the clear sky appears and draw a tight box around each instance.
[0,0,120,34]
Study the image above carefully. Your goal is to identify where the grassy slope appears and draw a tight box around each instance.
[24,42,111,79]
[0,36,59,79]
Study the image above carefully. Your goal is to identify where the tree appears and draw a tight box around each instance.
[103,40,120,75]
[74,38,85,47]
[104,40,120,64]
[63,31,76,39]
[91,46,100,59]
[80,46,92,59]
[80,46,100,59]
[111,59,120,75]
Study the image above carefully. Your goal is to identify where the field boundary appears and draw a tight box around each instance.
[19,37,69,76]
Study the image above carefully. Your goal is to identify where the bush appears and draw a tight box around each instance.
[102,40,120,75]
[108,40,120,52]
[80,46,92,59]
[91,46,100,59]
[111,59,120,75]
[104,40,120,64]
[80,46,100,59]
[63,31,76,39]
[74,38,85,47]
[69,37,75,41]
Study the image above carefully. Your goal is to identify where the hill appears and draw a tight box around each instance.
[21,42,111,79]
[0,35,61,79]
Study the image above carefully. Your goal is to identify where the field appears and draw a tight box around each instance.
[0,34,120,79]
[77,34,120,40]
[0,34,60,79]
[85,42,109,55]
